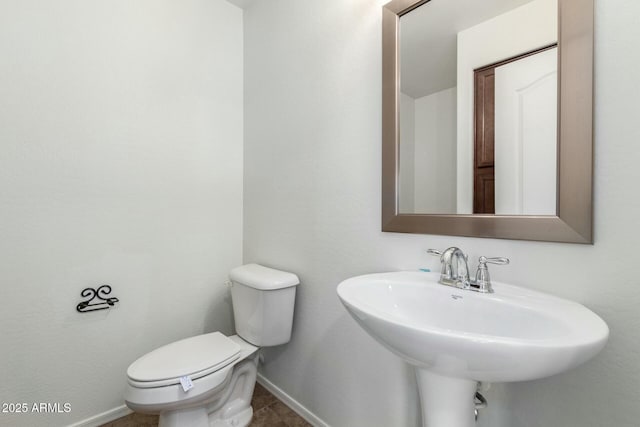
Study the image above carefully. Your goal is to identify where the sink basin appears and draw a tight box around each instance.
[337,271,608,426]
[337,271,608,382]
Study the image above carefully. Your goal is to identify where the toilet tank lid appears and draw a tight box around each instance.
[229,264,299,290]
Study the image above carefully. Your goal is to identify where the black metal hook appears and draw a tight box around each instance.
[77,285,119,313]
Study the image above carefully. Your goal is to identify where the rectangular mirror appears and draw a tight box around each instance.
[382,0,594,243]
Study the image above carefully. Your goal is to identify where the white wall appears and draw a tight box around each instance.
[413,87,457,213]
[0,1,243,426]
[399,87,456,214]
[243,1,640,427]
[399,93,416,213]
[456,0,557,214]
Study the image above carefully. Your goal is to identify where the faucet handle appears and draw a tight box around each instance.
[482,256,509,265]
[426,249,443,257]
[474,256,510,293]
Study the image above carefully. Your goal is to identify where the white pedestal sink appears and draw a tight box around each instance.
[337,272,608,427]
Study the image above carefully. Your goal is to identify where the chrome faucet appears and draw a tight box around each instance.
[427,247,509,293]
[427,247,471,288]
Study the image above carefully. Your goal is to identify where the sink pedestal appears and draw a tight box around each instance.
[415,369,477,427]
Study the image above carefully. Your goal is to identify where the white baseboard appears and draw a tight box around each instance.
[257,373,330,427]
[68,377,326,427]
[67,405,132,427]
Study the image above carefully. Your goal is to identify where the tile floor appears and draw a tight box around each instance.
[100,383,311,427]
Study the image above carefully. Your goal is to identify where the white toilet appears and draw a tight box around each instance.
[124,264,299,427]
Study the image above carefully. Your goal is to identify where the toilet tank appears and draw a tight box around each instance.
[229,264,299,347]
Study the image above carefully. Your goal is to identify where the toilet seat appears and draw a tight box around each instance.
[127,332,241,388]
[124,334,258,415]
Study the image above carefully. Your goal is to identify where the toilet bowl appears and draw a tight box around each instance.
[124,264,299,427]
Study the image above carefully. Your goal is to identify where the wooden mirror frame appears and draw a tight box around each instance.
[382,0,594,243]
